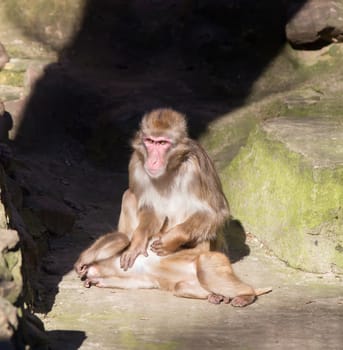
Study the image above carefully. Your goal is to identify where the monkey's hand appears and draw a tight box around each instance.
[120,240,148,271]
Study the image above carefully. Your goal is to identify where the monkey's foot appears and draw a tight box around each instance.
[83,278,100,288]
[230,295,256,307]
[207,294,230,304]
[150,238,174,256]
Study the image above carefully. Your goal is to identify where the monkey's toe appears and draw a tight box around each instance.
[83,279,92,288]
[83,277,101,288]
[208,294,230,304]
[230,295,256,307]
[75,263,87,277]
[150,240,162,250]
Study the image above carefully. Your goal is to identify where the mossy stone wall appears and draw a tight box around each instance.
[221,120,343,273]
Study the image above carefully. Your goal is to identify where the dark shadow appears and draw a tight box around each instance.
[224,219,250,262]
[0,110,13,143]
[3,0,309,318]
[46,330,86,350]
[0,341,14,350]
[12,1,309,163]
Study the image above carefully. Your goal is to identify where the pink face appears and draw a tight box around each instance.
[143,136,172,177]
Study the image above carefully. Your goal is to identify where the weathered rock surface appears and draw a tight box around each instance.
[0,296,18,348]
[0,162,50,349]
[0,42,9,69]
[22,195,75,237]
[0,229,22,304]
[1,0,84,52]
[286,0,343,47]
[0,196,21,348]
[222,117,343,273]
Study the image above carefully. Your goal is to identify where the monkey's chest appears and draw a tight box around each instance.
[141,189,205,226]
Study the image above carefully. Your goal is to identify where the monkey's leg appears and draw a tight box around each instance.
[120,208,163,271]
[173,280,209,300]
[196,252,256,307]
[151,212,216,256]
[173,277,230,304]
[118,189,163,270]
[75,232,129,277]
[84,261,158,289]
[85,276,158,289]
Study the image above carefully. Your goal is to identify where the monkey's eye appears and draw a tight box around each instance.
[158,140,168,145]
[144,138,154,144]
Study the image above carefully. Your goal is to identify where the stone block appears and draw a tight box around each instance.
[0,296,18,346]
[222,117,343,273]
[286,0,343,47]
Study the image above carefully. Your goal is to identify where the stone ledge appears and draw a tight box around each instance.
[221,117,343,273]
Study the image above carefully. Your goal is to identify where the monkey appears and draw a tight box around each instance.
[118,108,230,271]
[74,231,271,307]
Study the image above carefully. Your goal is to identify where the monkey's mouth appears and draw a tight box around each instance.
[144,166,164,178]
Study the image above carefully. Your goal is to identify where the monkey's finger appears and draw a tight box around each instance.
[128,253,139,268]
[120,254,129,270]
[119,254,124,267]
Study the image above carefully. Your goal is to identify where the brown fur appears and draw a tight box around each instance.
[139,108,187,141]
[74,232,271,307]
[118,108,230,270]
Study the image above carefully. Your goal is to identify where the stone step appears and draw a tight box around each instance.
[221,116,343,274]
[0,84,23,101]
[3,58,54,73]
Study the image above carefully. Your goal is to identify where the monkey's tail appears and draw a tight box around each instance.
[254,287,272,296]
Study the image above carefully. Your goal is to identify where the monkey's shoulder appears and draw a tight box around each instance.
[182,139,217,173]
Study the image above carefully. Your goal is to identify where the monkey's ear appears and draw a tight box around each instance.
[130,131,143,148]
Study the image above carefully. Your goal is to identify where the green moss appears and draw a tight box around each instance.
[200,114,257,153]
[0,71,24,86]
[0,256,12,280]
[0,251,22,303]
[283,95,343,120]
[334,245,343,271]
[119,330,178,350]
[5,250,23,296]
[199,113,260,172]
[221,125,343,273]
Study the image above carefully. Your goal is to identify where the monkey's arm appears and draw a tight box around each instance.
[151,211,220,255]
[120,208,161,270]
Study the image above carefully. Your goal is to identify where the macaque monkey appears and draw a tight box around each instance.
[119,108,230,270]
[74,232,271,307]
